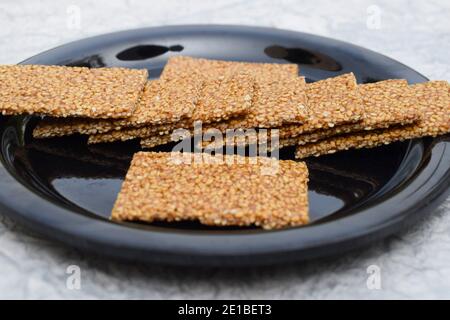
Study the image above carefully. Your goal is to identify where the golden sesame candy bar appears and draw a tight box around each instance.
[231,76,308,128]
[0,65,148,118]
[87,125,176,144]
[161,56,299,79]
[112,152,309,229]
[355,79,419,127]
[295,81,450,159]
[193,72,254,122]
[140,134,175,149]
[34,81,159,138]
[33,117,120,138]
[279,73,363,138]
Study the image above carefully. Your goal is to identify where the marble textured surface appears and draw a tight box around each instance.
[0,0,449,299]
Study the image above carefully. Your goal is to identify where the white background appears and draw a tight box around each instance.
[0,0,449,299]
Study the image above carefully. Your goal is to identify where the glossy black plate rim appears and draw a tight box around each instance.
[0,25,449,267]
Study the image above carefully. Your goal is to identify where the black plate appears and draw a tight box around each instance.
[0,25,449,267]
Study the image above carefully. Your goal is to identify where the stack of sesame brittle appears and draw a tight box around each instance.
[295,81,449,158]
[33,56,303,142]
[23,57,449,155]
[2,56,449,229]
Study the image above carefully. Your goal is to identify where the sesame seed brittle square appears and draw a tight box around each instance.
[0,65,148,118]
[111,152,309,229]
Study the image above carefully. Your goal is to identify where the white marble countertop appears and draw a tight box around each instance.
[0,0,449,299]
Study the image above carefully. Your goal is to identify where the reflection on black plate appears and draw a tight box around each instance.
[0,25,449,266]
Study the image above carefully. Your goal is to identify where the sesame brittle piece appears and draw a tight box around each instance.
[279,73,363,138]
[0,65,148,118]
[112,152,309,229]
